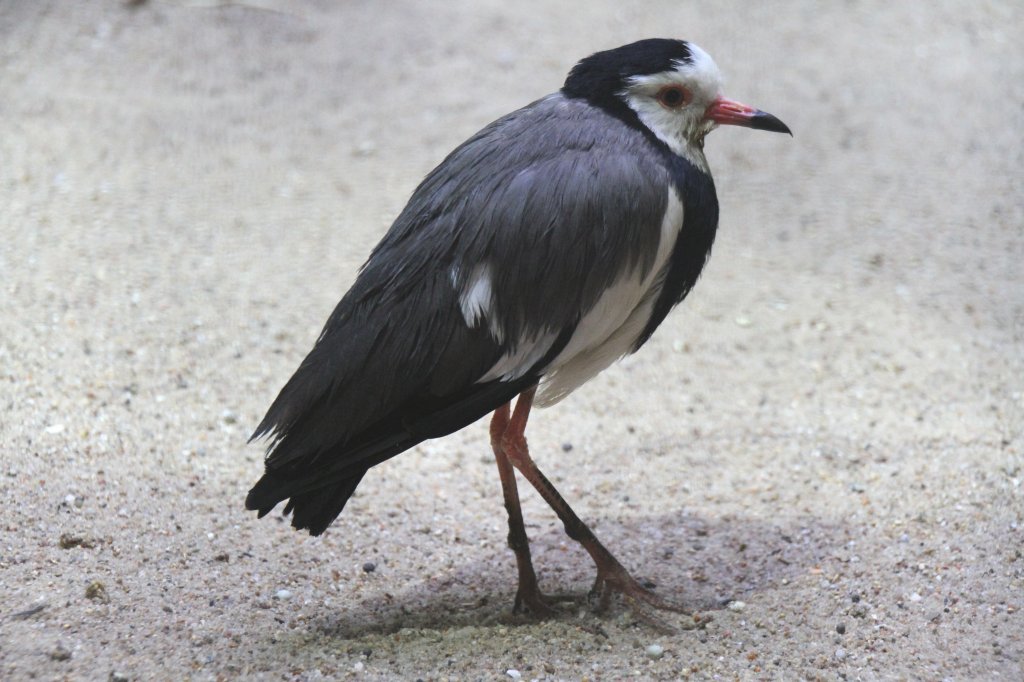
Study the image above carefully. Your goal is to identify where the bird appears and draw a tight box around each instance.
[246,38,790,620]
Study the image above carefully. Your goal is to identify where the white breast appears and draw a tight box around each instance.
[459,186,684,400]
[535,186,684,406]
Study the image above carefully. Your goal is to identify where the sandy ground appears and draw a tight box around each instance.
[1,0,1022,679]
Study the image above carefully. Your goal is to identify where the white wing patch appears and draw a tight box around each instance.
[457,264,493,326]
[454,263,559,381]
[455,264,504,342]
[479,329,560,383]
[536,186,684,406]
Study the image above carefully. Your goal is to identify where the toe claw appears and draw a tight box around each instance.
[588,560,689,628]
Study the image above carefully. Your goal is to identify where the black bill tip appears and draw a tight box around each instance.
[750,111,792,136]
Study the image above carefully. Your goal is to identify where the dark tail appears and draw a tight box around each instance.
[245,372,549,535]
[244,425,416,536]
[246,468,367,536]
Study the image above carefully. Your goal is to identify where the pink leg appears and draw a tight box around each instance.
[499,387,686,619]
[490,401,555,615]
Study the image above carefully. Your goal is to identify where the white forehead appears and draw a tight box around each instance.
[622,42,723,100]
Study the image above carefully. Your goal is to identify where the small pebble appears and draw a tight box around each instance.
[60,533,92,549]
[51,642,72,661]
[835,647,846,661]
[506,669,522,680]
[109,672,130,682]
[362,561,377,573]
[561,442,573,452]
[836,622,846,635]
[353,661,365,672]
[85,581,109,602]
[274,589,292,600]
[727,600,746,612]
[909,592,922,602]
[645,644,664,660]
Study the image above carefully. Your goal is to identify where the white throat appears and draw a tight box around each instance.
[627,100,713,173]
[618,43,722,174]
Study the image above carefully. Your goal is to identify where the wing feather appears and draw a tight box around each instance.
[248,94,675,526]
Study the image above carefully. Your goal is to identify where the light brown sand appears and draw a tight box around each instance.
[1,1,1021,679]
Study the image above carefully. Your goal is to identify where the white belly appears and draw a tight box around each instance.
[536,186,684,406]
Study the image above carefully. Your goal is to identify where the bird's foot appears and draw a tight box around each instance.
[514,591,554,617]
[512,575,577,617]
[588,557,690,632]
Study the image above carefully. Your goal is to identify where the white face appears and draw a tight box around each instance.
[617,43,723,169]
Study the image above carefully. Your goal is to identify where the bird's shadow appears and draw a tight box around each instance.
[307,509,838,640]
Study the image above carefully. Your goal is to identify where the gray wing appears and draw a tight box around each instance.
[247,94,672,530]
[376,94,673,348]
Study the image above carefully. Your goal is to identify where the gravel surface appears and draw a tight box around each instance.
[1,1,1021,680]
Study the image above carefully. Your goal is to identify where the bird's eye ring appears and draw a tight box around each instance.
[656,85,691,109]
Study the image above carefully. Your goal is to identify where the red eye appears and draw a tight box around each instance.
[656,85,691,109]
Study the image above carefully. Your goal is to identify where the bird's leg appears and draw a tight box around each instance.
[500,387,686,619]
[490,402,555,616]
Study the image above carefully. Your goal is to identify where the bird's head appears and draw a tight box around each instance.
[563,39,790,167]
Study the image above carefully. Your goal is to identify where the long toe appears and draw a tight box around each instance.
[512,575,586,618]
[587,559,694,632]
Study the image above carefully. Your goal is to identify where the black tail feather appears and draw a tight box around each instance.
[247,468,367,536]
[245,356,562,537]
[245,374,543,530]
